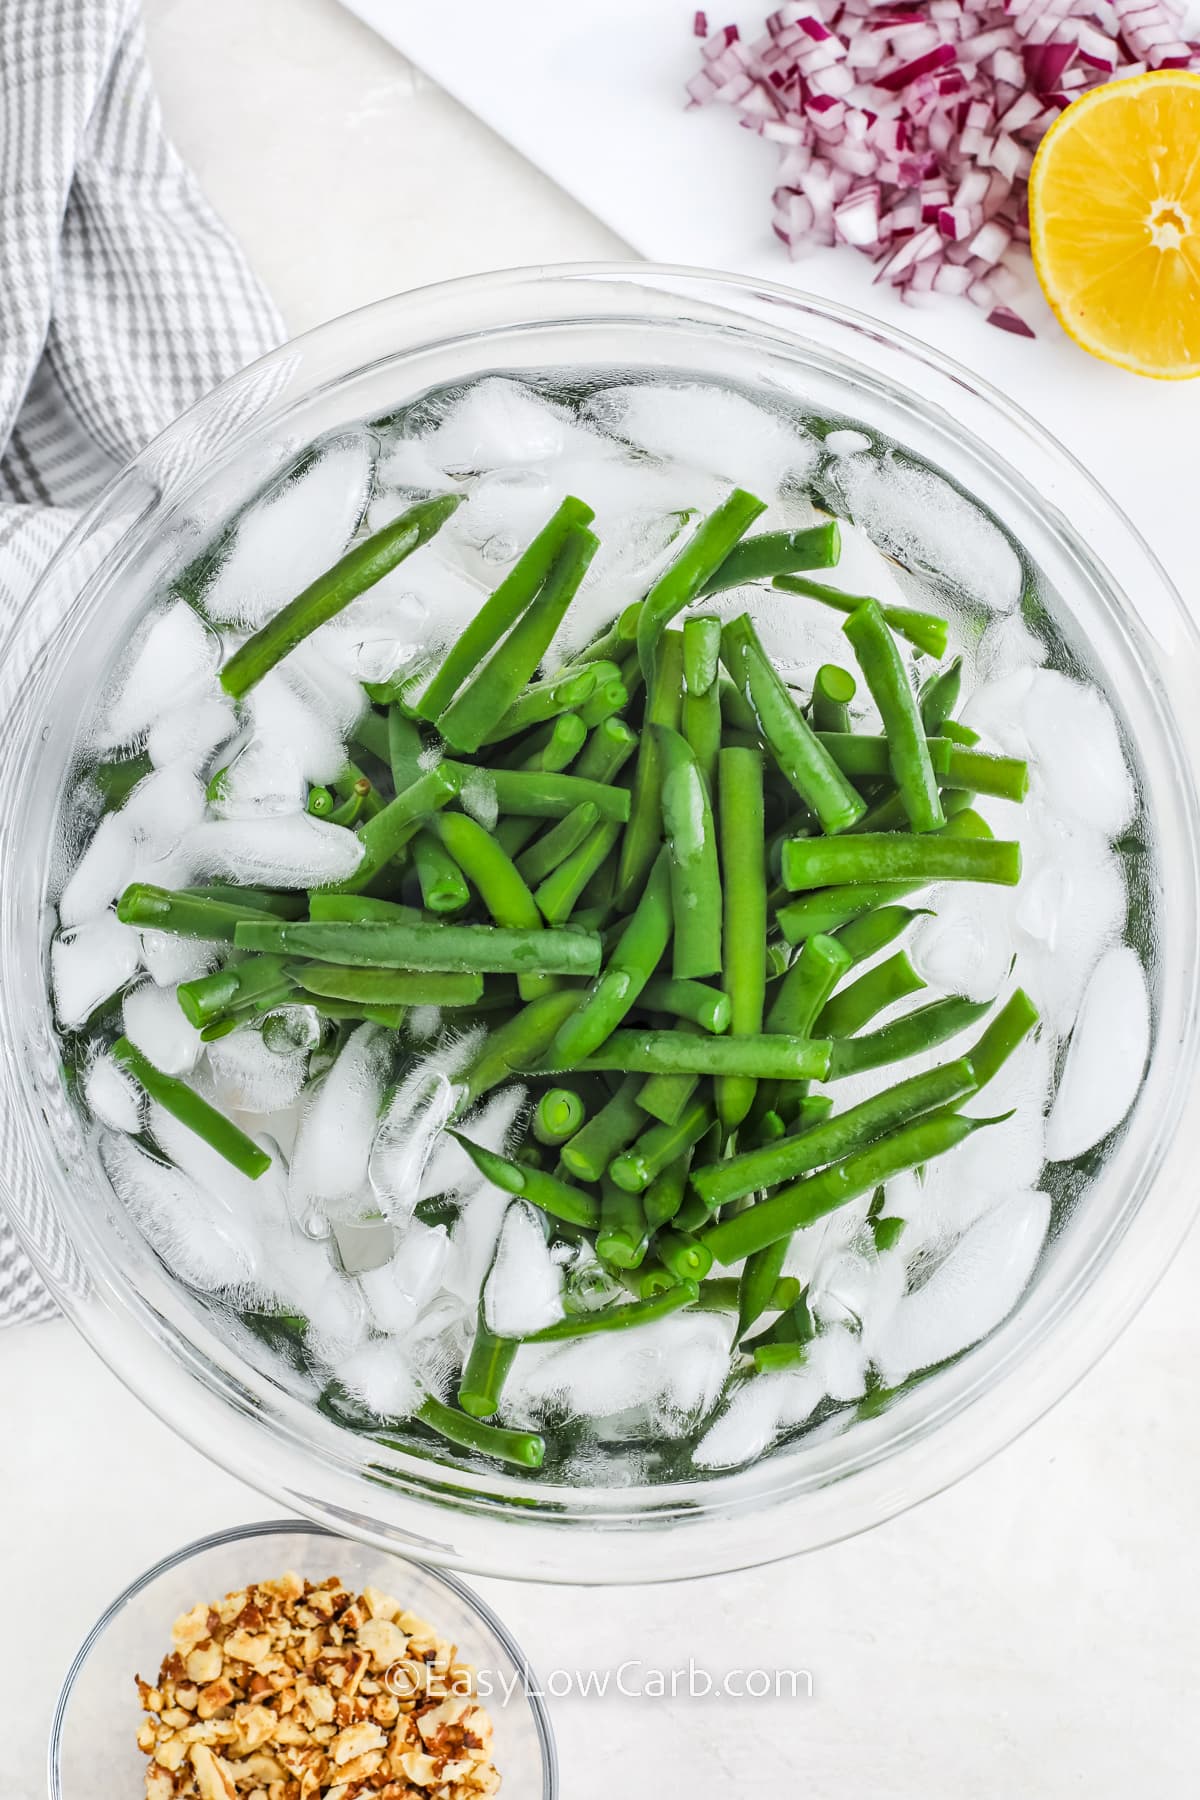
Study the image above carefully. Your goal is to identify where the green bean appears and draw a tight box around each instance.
[288,965,483,1007]
[176,955,294,1028]
[873,1216,907,1253]
[307,894,421,923]
[782,833,1020,891]
[833,905,930,965]
[655,1228,713,1283]
[540,1031,832,1081]
[306,997,408,1029]
[737,1239,790,1338]
[559,1074,646,1182]
[636,487,765,683]
[459,988,582,1107]
[576,675,628,730]
[818,732,954,781]
[775,810,990,940]
[783,1093,833,1132]
[349,709,392,769]
[576,599,642,666]
[448,1132,600,1227]
[112,1036,270,1179]
[683,616,723,694]
[639,977,730,1034]
[774,574,949,659]
[716,745,767,1130]
[234,916,602,976]
[526,1091,581,1149]
[457,1307,517,1418]
[514,804,599,886]
[92,751,153,809]
[827,998,992,1079]
[810,664,857,733]
[416,496,594,720]
[487,668,598,745]
[695,1275,799,1314]
[574,717,637,786]
[616,630,685,910]
[457,767,630,823]
[328,787,366,829]
[699,520,841,593]
[969,988,1039,1088]
[607,1097,717,1193]
[534,819,622,926]
[340,763,463,891]
[180,885,307,919]
[943,747,1029,803]
[117,883,281,943]
[220,495,461,699]
[521,1281,698,1342]
[691,1057,977,1207]
[514,711,589,774]
[636,1069,700,1127]
[942,719,980,748]
[643,1153,691,1229]
[597,1175,651,1268]
[919,656,963,733]
[814,951,926,1038]
[387,708,424,792]
[721,613,866,834]
[437,526,598,752]
[549,849,673,1065]
[412,830,471,914]
[702,1108,994,1262]
[408,1396,544,1469]
[844,600,945,834]
[682,678,722,797]
[431,810,550,999]
[765,933,853,1035]
[654,725,722,981]
[942,788,978,820]
[306,786,334,818]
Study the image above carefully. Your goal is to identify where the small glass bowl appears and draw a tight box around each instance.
[48,1519,556,1798]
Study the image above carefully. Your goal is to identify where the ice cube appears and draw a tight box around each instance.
[800,518,911,611]
[200,433,374,629]
[693,1367,826,1469]
[405,1293,472,1400]
[101,1131,259,1293]
[459,769,499,831]
[373,434,451,500]
[370,1061,467,1221]
[442,1184,510,1310]
[183,815,364,887]
[82,1049,143,1133]
[421,378,574,474]
[122,763,209,860]
[1045,945,1149,1162]
[297,1264,371,1364]
[205,1024,312,1115]
[141,931,218,988]
[874,1190,1050,1387]
[333,1337,422,1422]
[976,608,1047,683]
[964,667,1134,840]
[807,1323,869,1402]
[584,381,819,499]
[148,1100,287,1235]
[146,694,238,774]
[289,1023,391,1221]
[51,913,141,1028]
[483,1202,563,1336]
[58,813,137,929]
[283,642,370,743]
[418,1087,526,1202]
[207,738,307,821]
[828,449,1022,613]
[359,1221,450,1335]
[122,981,203,1075]
[94,601,221,749]
[910,884,1016,1001]
[504,1312,732,1437]
[824,429,872,456]
[248,671,350,788]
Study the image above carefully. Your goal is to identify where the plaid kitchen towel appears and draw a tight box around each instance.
[0,0,281,1324]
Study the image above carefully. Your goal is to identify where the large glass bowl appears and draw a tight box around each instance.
[48,1519,555,1797]
[3,265,1199,1583]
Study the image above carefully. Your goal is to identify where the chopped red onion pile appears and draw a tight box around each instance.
[687,1,1200,335]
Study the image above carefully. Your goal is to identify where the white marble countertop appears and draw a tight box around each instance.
[6,2,1199,1793]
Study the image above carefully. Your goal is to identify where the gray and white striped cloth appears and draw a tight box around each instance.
[0,0,281,1326]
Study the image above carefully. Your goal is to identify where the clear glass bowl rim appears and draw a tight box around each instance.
[3,260,1200,1584]
[47,1517,557,1799]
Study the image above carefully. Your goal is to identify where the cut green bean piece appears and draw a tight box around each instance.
[683,616,723,694]
[606,1098,717,1194]
[340,763,463,891]
[639,977,730,1034]
[288,965,483,1007]
[409,1396,544,1469]
[943,747,1029,802]
[515,804,600,886]
[655,1228,713,1283]
[534,819,622,926]
[413,830,471,914]
[700,520,841,594]
[827,998,992,1079]
[811,663,857,733]
[576,675,628,731]
[738,1238,790,1338]
[919,656,963,733]
[782,833,1020,891]
[691,1056,977,1207]
[448,1132,600,1228]
[655,725,722,981]
[488,668,598,746]
[533,1087,587,1147]
[833,905,930,965]
[818,732,953,781]
[117,883,281,943]
[682,678,722,796]
[695,1275,800,1314]
[765,933,854,1036]
[703,1109,994,1262]
[455,767,630,823]
[459,988,582,1108]
[176,955,294,1028]
[774,574,948,659]
[636,487,766,683]
[431,810,549,999]
[457,1308,517,1418]
[222,496,461,699]
[515,712,588,773]
[576,599,642,666]
[721,613,866,834]
[636,1069,700,1127]
[522,1281,698,1342]
[387,708,424,793]
[416,496,594,720]
[844,600,945,833]
[112,1036,270,1179]
[617,630,685,910]
[549,850,673,1065]
[306,996,408,1028]
[559,1074,646,1182]
[597,1175,651,1268]
[814,951,926,1038]
[308,894,421,923]
[574,717,637,786]
[438,526,598,752]
[717,744,767,1130]
[538,1031,832,1081]
[234,917,602,976]
[776,810,990,941]
[180,885,306,919]
[968,988,1039,1089]
[643,1153,691,1229]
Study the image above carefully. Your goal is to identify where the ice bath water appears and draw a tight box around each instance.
[46,369,1154,1482]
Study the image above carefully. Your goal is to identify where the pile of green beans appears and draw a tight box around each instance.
[91,477,1041,1474]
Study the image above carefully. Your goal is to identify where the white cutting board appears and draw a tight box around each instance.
[341,0,1199,603]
